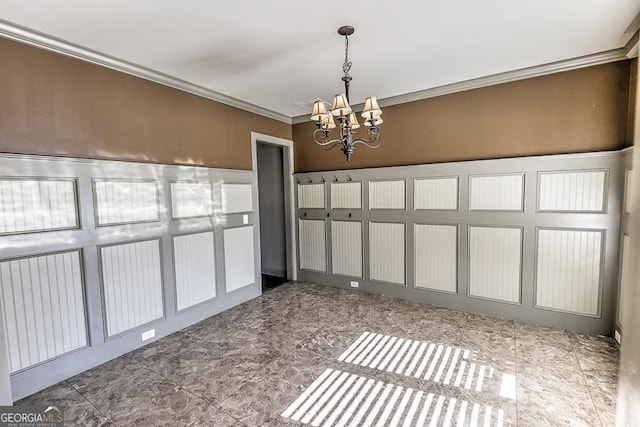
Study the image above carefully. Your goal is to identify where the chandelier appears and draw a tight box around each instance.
[310,26,383,162]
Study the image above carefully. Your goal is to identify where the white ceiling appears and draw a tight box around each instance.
[1,0,639,120]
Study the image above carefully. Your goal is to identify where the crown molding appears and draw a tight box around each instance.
[626,31,639,59]
[0,19,292,124]
[1,18,635,127]
[292,46,633,124]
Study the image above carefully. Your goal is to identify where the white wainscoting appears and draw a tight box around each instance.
[414,177,458,210]
[369,222,405,285]
[94,180,159,225]
[0,178,78,235]
[173,232,216,311]
[618,234,631,325]
[223,226,256,293]
[538,170,606,212]
[369,180,406,210]
[468,226,522,303]
[536,229,602,316]
[170,182,214,219]
[331,221,362,278]
[298,184,325,209]
[331,182,362,209]
[100,239,164,337]
[298,220,326,272]
[414,224,457,293]
[0,251,87,373]
[625,169,633,214]
[469,174,524,211]
[221,183,253,214]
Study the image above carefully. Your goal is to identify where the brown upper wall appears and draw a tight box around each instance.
[293,61,633,172]
[1,36,634,173]
[0,37,291,170]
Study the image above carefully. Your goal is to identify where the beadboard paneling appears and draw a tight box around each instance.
[223,226,256,292]
[173,232,216,311]
[331,221,363,278]
[298,220,326,272]
[536,228,602,316]
[369,222,405,285]
[369,180,405,210]
[297,184,325,209]
[331,182,362,209]
[221,183,253,214]
[0,178,79,235]
[170,182,214,219]
[469,174,524,211]
[94,180,159,225]
[414,177,458,210]
[469,226,522,303]
[0,251,87,373]
[100,239,164,337]
[538,170,606,212]
[414,224,457,293]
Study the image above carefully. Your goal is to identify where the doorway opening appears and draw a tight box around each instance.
[251,132,296,293]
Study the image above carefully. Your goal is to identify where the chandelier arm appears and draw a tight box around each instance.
[313,139,346,151]
[312,129,347,150]
[351,137,382,149]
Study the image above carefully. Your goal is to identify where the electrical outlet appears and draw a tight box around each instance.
[142,329,155,341]
[614,330,621,345]
[350,281,359,288]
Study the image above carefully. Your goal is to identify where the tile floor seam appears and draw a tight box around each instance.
[567,334,606,427]
[63,379,120,426]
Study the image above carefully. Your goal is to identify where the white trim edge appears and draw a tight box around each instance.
[0,19,292,124]
[250,132,297,281]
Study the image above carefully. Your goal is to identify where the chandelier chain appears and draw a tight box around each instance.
[342,34,352,78]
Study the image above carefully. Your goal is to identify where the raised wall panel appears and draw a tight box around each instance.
[625,169,633,214]
[0,251,87,373]
[469,174,524,211]
[414,177,458,210]
[221,183,253,214]
[538,170,606,212]
[469,226,522,303]
[94,180,159,225]
[173,232,216,311]
[331,182,362,209]
[331,221,362,277]
[414,224,457,292]
[297,184,325,209]
[619,234,631,324]
[0,178,78,234]
[223,226,256,292]
[536,229,602,316]
[298,220,326,272]
[170,182,214,218]
[369,222,405,285]
[101,240,164,337]
[369,180,405,210]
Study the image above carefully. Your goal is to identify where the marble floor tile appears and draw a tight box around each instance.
[15,281,619,427]
[465,313,515,337]
[583,370,619,427]
[16,383,115,427]
[569,333,620,372]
